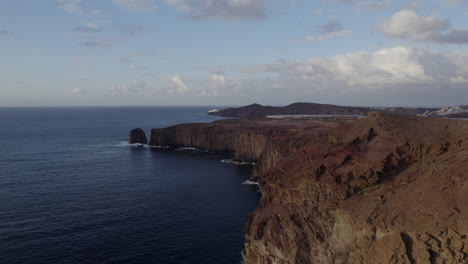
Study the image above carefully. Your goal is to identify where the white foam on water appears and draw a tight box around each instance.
[113,141,147,147]
[221,159,256,165]
[175,147,200,151]
[242,180,260,186]
[148,145,171,149]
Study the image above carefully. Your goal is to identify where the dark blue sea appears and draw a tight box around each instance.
[0,107,260,264]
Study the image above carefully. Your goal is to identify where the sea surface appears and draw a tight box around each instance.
[0,107,260,264]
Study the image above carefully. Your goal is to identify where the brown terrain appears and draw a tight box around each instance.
[207,102,434,118]
[144,113,468,264]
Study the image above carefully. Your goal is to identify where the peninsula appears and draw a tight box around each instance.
[132,111,467,264]
[206,102,436,118]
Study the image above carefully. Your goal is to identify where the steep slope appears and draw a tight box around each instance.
[147,113,467,264]
[243,113,468,264]
[150,118,342,176]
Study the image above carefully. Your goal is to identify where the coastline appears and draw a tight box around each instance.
[136,113,468,264]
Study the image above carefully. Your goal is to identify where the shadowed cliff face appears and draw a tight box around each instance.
[148,114,468,264]
[150,118,343,177]
[129,128,148,144]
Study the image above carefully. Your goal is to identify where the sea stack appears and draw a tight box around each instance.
[129,128,148,144]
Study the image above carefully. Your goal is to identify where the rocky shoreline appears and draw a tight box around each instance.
[131,113,467,264]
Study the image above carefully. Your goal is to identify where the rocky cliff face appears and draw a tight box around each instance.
[148,114,468,264]
[150,118,341,177]
[129,128,148,144]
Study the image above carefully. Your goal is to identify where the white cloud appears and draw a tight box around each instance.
[168,76,190,95]
[375,10,449,39]
[239,46,468,88]
[112,0,157,12]
[208,72,237,96]
[223,46,468,106]
[375,10,468,44]
[57,0,83,14]
[164,0,265,19]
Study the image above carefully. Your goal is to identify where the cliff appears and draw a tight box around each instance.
[150,118,343,176]
[147,113,468,264]
[207,102,433,118]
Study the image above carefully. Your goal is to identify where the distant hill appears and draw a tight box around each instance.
[207,102,433,117]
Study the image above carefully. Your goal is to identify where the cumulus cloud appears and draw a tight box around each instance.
[168,76,190,95]
[208,71,237,96]
[75,22,102,33]
[164,0,265,20]
[375,10,449,38]
[375,10,468,44]
[0,30,13,42]
[112,0,157,12]
[57,0,83,14]
[227,46,468,106]
[240,46,468,88]
[305,20,352,41]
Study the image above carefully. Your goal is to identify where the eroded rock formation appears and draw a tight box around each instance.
[148,113,468,264]
[129,128,148,144]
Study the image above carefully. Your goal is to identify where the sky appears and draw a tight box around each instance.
[1,0,468,107]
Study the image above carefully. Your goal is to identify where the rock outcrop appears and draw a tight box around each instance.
[148,113,468,264]
[129,128,148,144]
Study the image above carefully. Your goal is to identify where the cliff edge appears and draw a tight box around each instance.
[147,113,467,264]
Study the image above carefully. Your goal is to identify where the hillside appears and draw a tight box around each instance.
[207,102,432,117]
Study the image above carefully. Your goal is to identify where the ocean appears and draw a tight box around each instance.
[0,107,260,264]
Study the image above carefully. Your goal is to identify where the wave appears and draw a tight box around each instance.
[175,147,200,151]
[113,141,148,147]
[148,145,171,149]
[221,159,255,165]
[242,180,260,186]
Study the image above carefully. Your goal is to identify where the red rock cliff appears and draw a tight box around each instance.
[149,113,468,264]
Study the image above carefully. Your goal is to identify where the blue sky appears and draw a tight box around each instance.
[1,0,468,107]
